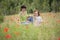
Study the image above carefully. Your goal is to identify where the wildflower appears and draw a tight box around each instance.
[58,37,60,40]
[5,34,11,39]
[4,27,9,32]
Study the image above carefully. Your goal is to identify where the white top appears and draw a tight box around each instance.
[34,16,43,22]
[33,16,43,26]
[36,16,43,22]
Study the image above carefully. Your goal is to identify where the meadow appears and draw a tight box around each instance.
[0,12,60,40]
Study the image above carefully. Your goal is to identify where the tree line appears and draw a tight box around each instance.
[0,0,60,15]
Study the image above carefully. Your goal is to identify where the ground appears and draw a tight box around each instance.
[0,12,60,40]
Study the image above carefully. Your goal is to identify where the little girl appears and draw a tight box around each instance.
[33,10,43,26]
[19,5,28,22]
[19,5,33,25]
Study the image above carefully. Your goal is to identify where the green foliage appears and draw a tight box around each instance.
[0,15,4,23]
[0,0,60,15]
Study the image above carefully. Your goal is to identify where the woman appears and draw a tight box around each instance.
[33,10,43,26]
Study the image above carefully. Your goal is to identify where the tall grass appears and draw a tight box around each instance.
[0,13,60,40]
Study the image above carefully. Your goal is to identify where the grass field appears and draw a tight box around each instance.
[0,12,60,40]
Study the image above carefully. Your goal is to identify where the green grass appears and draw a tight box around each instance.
[0,13,60,40]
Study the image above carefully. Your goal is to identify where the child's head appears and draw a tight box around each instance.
[33,10,40,16]
[21,5,26,12]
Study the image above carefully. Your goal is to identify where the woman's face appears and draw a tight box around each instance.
[34,11,38,16]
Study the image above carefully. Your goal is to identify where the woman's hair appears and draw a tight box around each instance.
[21,5,26,11]
[34,10,40,16]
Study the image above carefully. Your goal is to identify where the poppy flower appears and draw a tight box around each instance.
[58,37,60,40]
[4,27,9,32]
[5,34,11,39]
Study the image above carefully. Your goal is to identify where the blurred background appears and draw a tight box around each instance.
[0,0,60,15]
[0,0,60,23]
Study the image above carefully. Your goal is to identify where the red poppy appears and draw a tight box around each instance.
[58,37,60,40]
[4,27,9,32]
[5,34,11,39]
